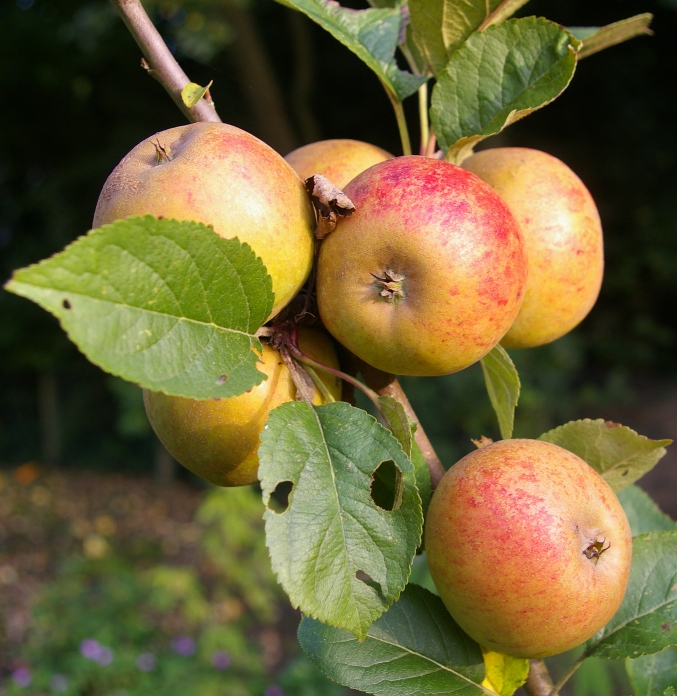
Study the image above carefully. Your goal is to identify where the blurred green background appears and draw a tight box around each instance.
[1,0,676,693]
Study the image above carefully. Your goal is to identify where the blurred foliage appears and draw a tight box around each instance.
[0,468,346,693]
[1,0,675,474]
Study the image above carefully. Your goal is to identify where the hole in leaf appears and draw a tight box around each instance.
[268,480,293,514]
[356,570,387,605]
[370,460,403,511]
[62,298,72,310]
[216,374,228,385]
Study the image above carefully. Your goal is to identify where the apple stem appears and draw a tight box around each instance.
[418,82,430,156]
[384,87,412,156]
[109,0,221,124]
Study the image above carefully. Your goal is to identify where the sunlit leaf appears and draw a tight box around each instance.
[431,18,579,163]
[259,401,423,639]
[539,419,672,492]
[480,344,520,440]
[570,13,653,60]
[4,216,273,399]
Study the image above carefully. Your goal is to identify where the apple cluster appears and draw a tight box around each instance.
[93,122,627,660]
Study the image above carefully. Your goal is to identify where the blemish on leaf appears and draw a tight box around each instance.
[269,480,293,514]
[370,460,403,511]
[216,374,228,385]
[62,298,72,310]
[662,623,671,630]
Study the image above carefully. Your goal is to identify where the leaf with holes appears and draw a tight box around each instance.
[4,216,273,399]
[298,584,485,694]
[258,401,423,639]
[480,344,520,440]
[408,0,530,76]
[584,531,677,659]
[617,486,676,537]
[626,646,677,696]
[431,17,579,163]
[275,0,426,101]
[539,419,672,492]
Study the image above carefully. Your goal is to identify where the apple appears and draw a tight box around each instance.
[425,438,632,658]
[462,147,604,348]
[93,122,316,319]
[143,327,343,487]
[284,138,393,189]
[315,155,528,376]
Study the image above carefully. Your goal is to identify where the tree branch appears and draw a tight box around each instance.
[356,361,447,488]
[524,659,555,696]
[110,0,221,124]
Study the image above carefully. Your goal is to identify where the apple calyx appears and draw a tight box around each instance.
[583,537,610,564]
[372,270,406,302]
[152,139,172,164]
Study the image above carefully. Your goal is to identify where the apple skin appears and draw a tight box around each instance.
[425,439,632,659]
[284,139,393,189]
[462,147,604,349]
[143,328,343,487]
[316,155,528,376]
[93,122,316,319]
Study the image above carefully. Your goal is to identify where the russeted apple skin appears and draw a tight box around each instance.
[93,122,316,319]
[316,156,528,376]
[284,139,393,189]
[463,147,604,349]
[143,328,343,487]
[425,439,632,659]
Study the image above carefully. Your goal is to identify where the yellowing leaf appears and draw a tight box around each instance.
[181,80,213,108]
[481,648,529,696]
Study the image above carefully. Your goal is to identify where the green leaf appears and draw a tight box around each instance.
[585,531,677,660]
[538,419,672,492]
[411,439,432,518]
[617,486,677,537]
[626,647,677,696]
[298,584,485,694]
[275,0,426,101]
[377,395,413,457]
[408,0,530,76]
[570,13,653,60]
[259,401,423,640]
[4,216,273,399]
[181,80,213,107]
[480,344,520,440]
[481,649,529,696]
[430,17,579,163]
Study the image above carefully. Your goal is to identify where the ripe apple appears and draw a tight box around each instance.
[425,438,632,658]
[284,139,393,189]
[463,147,604,349]
[93,122,316,319]
[316,155,528,376]
[143,327,343,487]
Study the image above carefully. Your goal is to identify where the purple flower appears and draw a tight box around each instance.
[171,635,196,656]
[80,638,102,660]
[11,668,31,688]
[79,638,114,665]
[50,674,69,693]
[136,653,157,672]
[211,650,231,670]
[265,686,283,696]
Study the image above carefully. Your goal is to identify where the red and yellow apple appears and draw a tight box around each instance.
[463,147,604,348]
[143,328,343,487]
[93,122,316,319]
[425,438,632,658]
[316,155,528,376]
[284,139,393,189]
